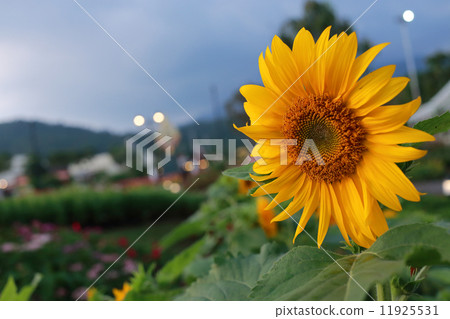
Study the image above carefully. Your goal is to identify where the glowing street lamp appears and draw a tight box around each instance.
[402,10,414,23]
[133,115,145,127]
[399,9,420,98]
[153,112,165,123]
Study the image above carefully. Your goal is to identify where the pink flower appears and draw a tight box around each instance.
[123,259,137,274]
[1,242,18,253]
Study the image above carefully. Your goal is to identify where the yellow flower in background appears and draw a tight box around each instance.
[257,197,278,238]
[113,282,131,301]
[87,287,97,300]
[236,27,434,248]
[238,179,257,195]
[383,209,398,219]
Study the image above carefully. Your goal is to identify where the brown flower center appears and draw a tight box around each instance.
[282,95,366,183]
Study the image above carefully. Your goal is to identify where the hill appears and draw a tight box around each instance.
[0,121,125,155]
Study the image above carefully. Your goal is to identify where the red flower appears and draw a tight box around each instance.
[410,266,418,277]
[126,248,137,259]
[72,222,82,232]
[151,243,162,260]
[118,237,129,248]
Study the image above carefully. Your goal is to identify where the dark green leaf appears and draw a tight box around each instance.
[222,164,255,181]
[251,224,450,301]
[250,246,342,300]
[367,223,450,265]
[177,243,285,300]
[413,112,450,135]
[159,219,206,249]
[156,238,206,286]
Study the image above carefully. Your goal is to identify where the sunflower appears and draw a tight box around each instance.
[256,197,278,238]
[235,27,434,248]
[238,179,257,195]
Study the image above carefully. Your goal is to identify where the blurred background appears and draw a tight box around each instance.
[0,0,449,300]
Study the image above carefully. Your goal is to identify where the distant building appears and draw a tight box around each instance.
[68,153,124,181]
[0,154,27,186]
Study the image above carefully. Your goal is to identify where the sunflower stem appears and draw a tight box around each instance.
[376,282,385,301]
[389,276,402,301]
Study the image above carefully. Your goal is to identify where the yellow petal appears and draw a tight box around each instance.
[266,173,306,210]
[234,124,283,141]
[258,53,281,95]
[345,65,396,110]
[360,97,421,134]
[292,28,315,93]
[353,77,409,117]
[253,158,279,175]
[345,42,389,91]
[360,153,421,205]
[366,126,435,144]
[293,181,319,241]
[327,183,350,245]
[366,141,427,162]
[338,178,375,241]
[252,166,299,196]
[271,35,306,97]
[357,157,402,211]
[311,26,331,95]
[271,176,311,222]
[317,182,331,247]
[328,32,358,97]
[366,196,389,238]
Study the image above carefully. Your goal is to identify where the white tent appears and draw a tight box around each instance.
[410,80,450,124]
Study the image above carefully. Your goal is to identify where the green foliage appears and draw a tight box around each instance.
[251,224,450,301]
[222,163,255,181]
[159,219,206,249]
[368,224,450,265]
[250,246,343,300]
[84,175,449,302]
[156,238,206,286]
[177,243,285,300]
[413,112,450,136]
[0,186,204,226]
[0,274,41,301]
[418,52,450,103]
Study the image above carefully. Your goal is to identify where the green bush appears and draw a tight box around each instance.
[0,186,204,226]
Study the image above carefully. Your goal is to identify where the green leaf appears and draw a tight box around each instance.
[177,243,285,300]
[367,223,450,265]
[156,238,206,286]
[413,112,450,135]
[16,274,42,301]
[0,274,41,301]
[250,246,342,300]
[222,164,255,181]
[0,277,18,301]
[159,219,206,249]
[251,224,450,301]
[345,254,404,301]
